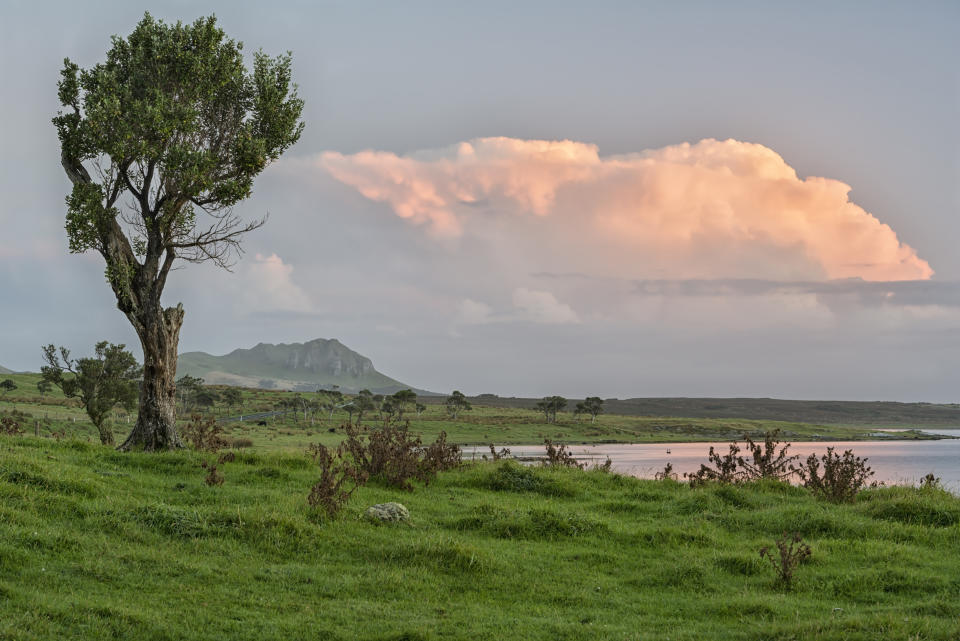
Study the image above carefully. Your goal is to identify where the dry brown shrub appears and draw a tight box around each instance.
[543,439,584,469]
[181,414,228,452]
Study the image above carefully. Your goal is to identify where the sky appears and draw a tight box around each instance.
[1,1,959,401]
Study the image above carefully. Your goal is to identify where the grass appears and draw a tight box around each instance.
[1,435,959,640]
[0,372,945,452]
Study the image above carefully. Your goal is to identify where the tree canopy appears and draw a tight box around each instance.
[445,390,472,419]
[41,342,141,446]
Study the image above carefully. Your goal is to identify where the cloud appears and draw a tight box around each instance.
[320,137,933,282]
[511,288,580,324]
[454,289,579,326]
[456,298,494,324]
[241,253,312,312]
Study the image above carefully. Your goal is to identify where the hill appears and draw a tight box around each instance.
[464,395,960,426]
[0,365,12,375]
[177,338,423,393]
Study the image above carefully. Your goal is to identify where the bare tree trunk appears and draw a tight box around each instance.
[119,305,185,451]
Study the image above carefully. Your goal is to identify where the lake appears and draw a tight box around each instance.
[467,430,960,491]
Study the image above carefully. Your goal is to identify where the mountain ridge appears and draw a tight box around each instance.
[177,338,430,394]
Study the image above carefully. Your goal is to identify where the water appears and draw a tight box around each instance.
[467,430,960,491]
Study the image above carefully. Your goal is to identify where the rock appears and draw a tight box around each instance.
[364,502,410,523]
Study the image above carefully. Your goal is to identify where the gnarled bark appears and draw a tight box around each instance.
[119,304,185,451]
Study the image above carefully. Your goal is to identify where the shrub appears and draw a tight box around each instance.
[654,462,678,481]
[228,437,254,449]
[794,447,874,503]
[687,431,797,486]
[543,439,584,469]
[919,473,942,491]
[0,417,22,436]
[485,444,511,461]
[592,457,613,473]
[759,531,811,589]
[737,430,797,482]
[199,452,235,487]
[686,443,740,486]
[181,414,228,452]
[200,460,224,486]
[341,422,460,491]
[306,442,367,518]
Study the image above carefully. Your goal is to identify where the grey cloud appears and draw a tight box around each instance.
[534,273,960,308]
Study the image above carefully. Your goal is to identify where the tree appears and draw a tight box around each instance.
[391,389,417,420]
[193,388,219,413]
[53,14,304,450]
[37,380,53,397]
[583,396,604,423]
[318,389,344,420]
[536,396,567,423]
[41,342,141,446]
[353,390,375,425]
[445,390,472,419]
[380,398,396,421]
[573,402,586,423]
[221,388,242,409]
[0,380,16,395]
[175,375,204,410]
[415,403,426,417]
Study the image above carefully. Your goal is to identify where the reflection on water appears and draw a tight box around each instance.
[466,430,960,491]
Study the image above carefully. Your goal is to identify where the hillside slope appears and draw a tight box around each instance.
[0,365,12,374]
[470,395,960,426]
[177,338,421,393]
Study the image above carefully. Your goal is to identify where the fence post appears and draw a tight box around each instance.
[35,420,40,437]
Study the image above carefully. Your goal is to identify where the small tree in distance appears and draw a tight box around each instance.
[0,379,16,395]
[353,390,375,425]
[391,389,417,420]
[41,342,141,446]
[582,397,604,423]
[37,380,53,397]
[445,391,472,419]
[221,388,242,410]
[536,396,567,423]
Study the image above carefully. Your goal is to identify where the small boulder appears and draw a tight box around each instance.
[364,502,410,524]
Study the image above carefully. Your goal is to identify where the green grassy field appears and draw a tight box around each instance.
[0,435,958,640]
[0,372,942,451]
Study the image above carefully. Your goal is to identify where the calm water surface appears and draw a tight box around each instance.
[468,430,960,491]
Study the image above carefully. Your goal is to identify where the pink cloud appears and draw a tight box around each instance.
[319,137,932,282]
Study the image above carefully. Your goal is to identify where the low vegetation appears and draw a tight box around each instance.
[0,371,943,451]
[0,435,958,640]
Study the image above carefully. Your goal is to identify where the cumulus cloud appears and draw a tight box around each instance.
[456,298,494,324]
[511,287,580,324]
[241,253,312,312]
[320,137,933,282]
[454,289,579,327]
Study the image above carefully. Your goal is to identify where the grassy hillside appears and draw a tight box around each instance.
[473,395,960,427]
[0,365,13,375]
[1,372,935,450]
[0,437,958,640]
